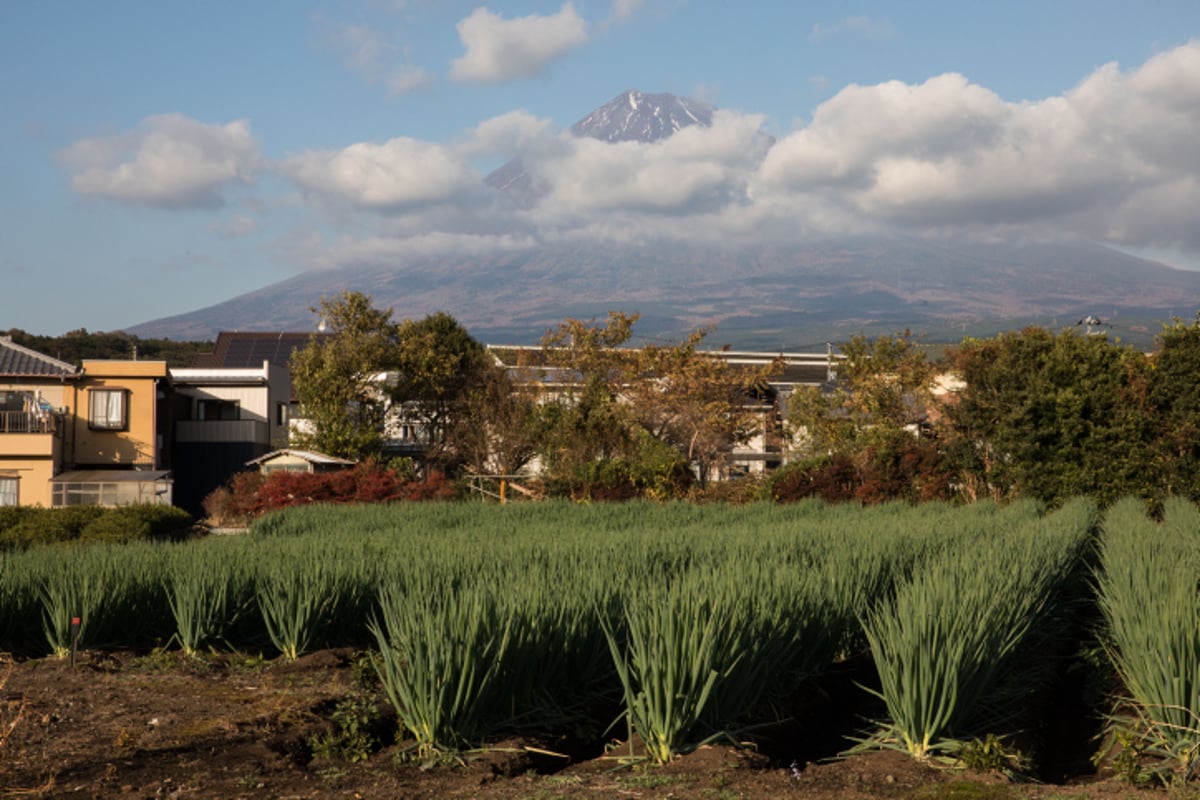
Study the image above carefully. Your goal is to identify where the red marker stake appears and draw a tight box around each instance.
[69,617,81,668]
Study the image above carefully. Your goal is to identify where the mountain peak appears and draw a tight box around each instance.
[484,89,714,204]
[569,89,713,143]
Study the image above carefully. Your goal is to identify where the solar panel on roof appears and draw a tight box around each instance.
[195,333,327,368]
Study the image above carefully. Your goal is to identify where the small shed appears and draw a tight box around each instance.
[246,449,355,475]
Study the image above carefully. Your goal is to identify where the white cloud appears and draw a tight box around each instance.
[61,114,259,208]
[464,110,561,158]
[610,0,643,21]
[537,110,769,214]
[313,231,538,269]
[450,4,588,84]
[326,23,431,95]
[751,41,1200,250]
[334,24,391,79]
[284,40,1200,268]
[759,74,1007,191]
[281,137,483,210]
[387,64,432,95]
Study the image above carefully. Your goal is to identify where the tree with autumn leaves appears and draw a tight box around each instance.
[781,331,951,504]
[290,300,782,498]
[626,327,782,488]
[531,312,781,496]
[288,291,1200,506]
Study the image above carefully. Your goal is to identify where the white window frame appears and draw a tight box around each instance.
[89,389,127,431]
[0,476,17,506]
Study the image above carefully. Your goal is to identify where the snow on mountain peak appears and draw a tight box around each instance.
[569,89,714,144]
[484,89,718,205]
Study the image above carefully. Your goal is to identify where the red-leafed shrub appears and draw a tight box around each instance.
[354,463,404,502]
[202,472,267,526]
[768,455,858,504]
[768,440,953,506]
[855,439,953,504]
[398,470,457,501]
[201,459,452,523]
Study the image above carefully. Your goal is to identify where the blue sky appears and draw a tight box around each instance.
[3,1,1200,336]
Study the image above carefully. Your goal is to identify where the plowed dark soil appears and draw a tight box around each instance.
[0,649,1171,799]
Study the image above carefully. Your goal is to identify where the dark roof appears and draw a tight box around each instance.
[0,337,80,378]
[51,470,172,483]
[768,363,831,385]
[191,332,332,368]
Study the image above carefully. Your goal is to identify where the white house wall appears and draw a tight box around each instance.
[178,386,269,422]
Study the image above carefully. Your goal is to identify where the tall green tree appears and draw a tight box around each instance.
[1148,314,1200,499]
[450,363,542,478]
[289,292,400,460]
[944,327,1155,505]
[393,311,489,461]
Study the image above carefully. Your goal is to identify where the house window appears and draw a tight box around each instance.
[0,392,36,433]
[197,399,240,421]
[262,463,310,474]
[89,389,127,430]
[0,391,32,413]
[0,477,16,506]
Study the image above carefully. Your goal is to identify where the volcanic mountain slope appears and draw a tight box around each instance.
[127,90,1200,349]
[128,234,1200,349]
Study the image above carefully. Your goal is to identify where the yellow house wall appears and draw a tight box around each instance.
[0,379,71,507]
[73,361,167,467]
[0,459,57,507]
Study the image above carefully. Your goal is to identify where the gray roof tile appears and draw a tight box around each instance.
[0,337,80,378]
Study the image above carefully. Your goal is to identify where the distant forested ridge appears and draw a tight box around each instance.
[1,329,213,369]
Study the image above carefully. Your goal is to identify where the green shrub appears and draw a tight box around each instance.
[0,506,104,549]
[0,506,34,537]
[551,437,694,502]
[688,474,768,504]
[0,505,192,550]
[78,505,193,545]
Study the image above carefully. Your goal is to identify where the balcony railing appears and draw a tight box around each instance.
[0,411,56,434]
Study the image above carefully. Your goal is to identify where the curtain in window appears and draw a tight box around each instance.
[0,477,17,506]
[90,390,125,429]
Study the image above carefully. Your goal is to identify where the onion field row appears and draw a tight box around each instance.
[0,498,1195,771]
